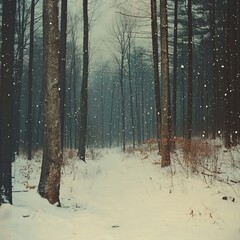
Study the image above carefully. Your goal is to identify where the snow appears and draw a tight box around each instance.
[1,145,240,240]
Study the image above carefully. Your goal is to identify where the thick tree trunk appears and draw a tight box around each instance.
[0,0,16,205]
[160,0,170,167]
[78,0,89,161]
[38,0,62,205]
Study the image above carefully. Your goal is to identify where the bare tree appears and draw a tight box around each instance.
[160,0,170,167]
[59,0,67,150]
[78,0,89,161]
[26,0,35,160]
[38,0,62,205]
[0,0,16,205]
[172,0,178,143]
[150,0,161,152]
[185,0,193,143]
[111,13,136,151]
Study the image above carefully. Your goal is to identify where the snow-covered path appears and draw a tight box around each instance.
[0,148,240,240]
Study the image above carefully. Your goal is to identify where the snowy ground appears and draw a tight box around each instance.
[0,143,240,240]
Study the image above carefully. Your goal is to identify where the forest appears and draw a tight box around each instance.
[0,0,240,239]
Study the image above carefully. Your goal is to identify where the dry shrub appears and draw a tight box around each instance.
[176,138,217,173]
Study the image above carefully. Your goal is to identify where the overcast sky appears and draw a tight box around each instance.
[67,0,152,65]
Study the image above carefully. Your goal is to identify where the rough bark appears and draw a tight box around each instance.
[38,0,62,205]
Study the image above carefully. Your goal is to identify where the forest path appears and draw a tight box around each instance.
[4,149,239,240]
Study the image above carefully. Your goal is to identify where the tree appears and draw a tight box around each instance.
[172,0,178,142]
[111,13,136,151]
[160,0,170,167]
[78,0,89,161]
[210,0,217,140]
[38,0,62,205]
[150,0,161,153]
[59,0,67,150]
[185,0,193,143]
[0,0,16,205]
[26,0,35,160]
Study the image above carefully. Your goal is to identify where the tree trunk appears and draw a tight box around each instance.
[172,0,178,141]
[60,0,67,150]
[151,0,161,153]
[128,39,135,149]
[210,0,218,140]
[160,0,170,167]
[26,0,35,160]
[185,0,193,142]
[229,0,238,146]
[0,0,16,205]
[119,55,126,151]
[14,0,25,155]
[38,0,62,205]
[78,0,89,161]
[224,0,231,149]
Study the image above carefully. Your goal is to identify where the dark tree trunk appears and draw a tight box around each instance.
[128,39,135,149]
[160,0,170,167]
[224,0,231,149]
[151,0,161,153]
[210,0,218,140]
[0,0,16,205]
[26,0,35,160]
[60,0,67,151]
[185,0,193,142]
[38,0,62,205]
[229,0,238,146]
[14,0,25,155]
[78,0,89,161]
[172,0,178,141]
[119,55,126,152]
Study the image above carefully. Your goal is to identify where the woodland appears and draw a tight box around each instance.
[0,0,239,217]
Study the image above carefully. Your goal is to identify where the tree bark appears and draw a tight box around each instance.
[0,0,16,205]
[185,0,193,142]
[224,0,231,149]
[60,0,67,150]
[38,0,62,205]
[160,0,170,167]
[27,0,35,160]
[151,0,161,153]
[210,0,218,140]
[172,0,178,142]
[78,0,89,161]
